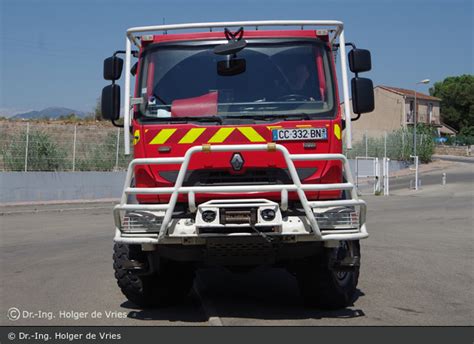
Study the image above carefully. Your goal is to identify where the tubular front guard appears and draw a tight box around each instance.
[113,144,368,244]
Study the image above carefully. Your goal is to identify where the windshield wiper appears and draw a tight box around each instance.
[225,113,312,121]
[283,113,312,121]
[142,116,223,124]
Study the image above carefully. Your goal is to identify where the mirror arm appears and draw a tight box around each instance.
[113,50,138,58]
[341,112,362,131]
[332,42,357,52]
[113,50,126,57]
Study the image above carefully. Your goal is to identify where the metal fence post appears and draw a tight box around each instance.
[383,157,390,196]
[374,157,381,194]
[386,158,390,195]
[384,131,387,159]
[355,157,359,188]
[415,155,419,190]
[115,128,120,171]
[365,130,368,157]
[382,157,386,195]
[401,131,405,159]
[24,122,30,172]
[72,125,77,171]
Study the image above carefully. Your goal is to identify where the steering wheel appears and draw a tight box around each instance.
[276,94,312,101]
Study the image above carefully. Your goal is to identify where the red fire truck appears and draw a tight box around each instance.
[102,20,374,309]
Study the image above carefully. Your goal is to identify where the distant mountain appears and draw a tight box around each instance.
[11,107,88,120]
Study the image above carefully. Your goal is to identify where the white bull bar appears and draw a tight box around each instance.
[113,144,368,243]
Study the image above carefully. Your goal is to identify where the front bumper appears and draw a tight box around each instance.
[113,144,368,245]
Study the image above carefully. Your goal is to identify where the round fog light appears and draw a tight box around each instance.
[261,209,276,221]
[202,210,217,223]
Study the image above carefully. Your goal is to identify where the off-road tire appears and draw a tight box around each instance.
[297,241,360,309]
[113,243,195,308]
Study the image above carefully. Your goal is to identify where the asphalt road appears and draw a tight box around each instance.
[1,163,472,326]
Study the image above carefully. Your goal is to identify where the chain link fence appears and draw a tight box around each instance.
[0,121,436,172]
[344,127,435,163]
[0,121,132,171]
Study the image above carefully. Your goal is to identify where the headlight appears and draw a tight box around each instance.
[202,210,217,223]
[314,207,359,229]
[122,211,163,233]
[261,208,276,221]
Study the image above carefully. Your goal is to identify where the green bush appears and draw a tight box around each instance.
[345,125,435,163]
[444,126,474,146]
[75,131,131,171]
[445,135,474,146]
[413,124,435,163]
[1,128,69,171]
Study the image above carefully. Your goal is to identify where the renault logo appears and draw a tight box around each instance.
[230,153,244,171]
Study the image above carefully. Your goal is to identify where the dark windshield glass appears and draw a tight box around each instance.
[138,40,335,120]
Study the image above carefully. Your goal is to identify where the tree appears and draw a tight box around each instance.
[94,98,103,121]
[429,75,474,132]
[58,113,78,121]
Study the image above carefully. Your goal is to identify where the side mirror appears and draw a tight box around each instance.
[101,84,121,120]
[351,77,374,114]
[103,56,124,81]
[217,58,246,76]
[348,49,371,73]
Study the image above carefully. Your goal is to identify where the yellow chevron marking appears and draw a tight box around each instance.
[149,128,176,144]
[296,124,312,128]
[334,124,341,140]
[179,128,206,144]
[133,129,140,145]
[208,127,235,143]
[237,127,266,142]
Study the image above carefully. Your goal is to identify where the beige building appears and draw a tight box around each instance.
[342,85,455,142]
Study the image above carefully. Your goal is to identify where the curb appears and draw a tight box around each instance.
[0,198,119,208]
[432,155,474,163]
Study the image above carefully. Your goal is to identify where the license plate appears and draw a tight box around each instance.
[272,128,327,141]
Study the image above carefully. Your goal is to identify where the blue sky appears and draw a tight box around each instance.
[0,0,472,115]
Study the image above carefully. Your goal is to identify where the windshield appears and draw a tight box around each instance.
[138,39,336,121]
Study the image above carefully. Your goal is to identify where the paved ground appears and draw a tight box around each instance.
[1,162,472,326]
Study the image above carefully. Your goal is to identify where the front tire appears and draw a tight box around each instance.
[113,243,195,308]
[297,241,360,309]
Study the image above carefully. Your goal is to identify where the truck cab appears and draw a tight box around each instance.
[102,21,374,309]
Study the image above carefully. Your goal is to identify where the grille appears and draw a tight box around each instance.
[159,167,316,186]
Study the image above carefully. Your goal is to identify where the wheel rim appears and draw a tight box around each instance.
[333,241,353,285]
